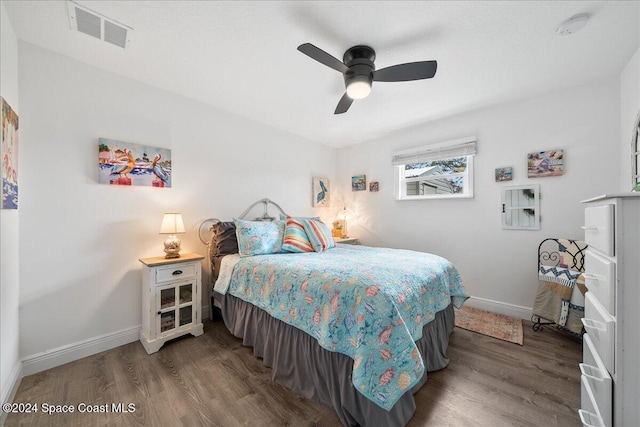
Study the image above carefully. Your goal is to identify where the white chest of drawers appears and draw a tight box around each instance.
[580,194,640,427]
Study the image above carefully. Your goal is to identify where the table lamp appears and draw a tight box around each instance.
[337,207,349,238]
[159,213,185,258]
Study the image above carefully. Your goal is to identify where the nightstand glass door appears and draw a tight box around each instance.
[178,283,194,327]
[158,286,177,334]
[156,281,195,335]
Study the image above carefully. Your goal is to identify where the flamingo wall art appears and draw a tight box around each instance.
[98,138,172,187]
[1,97,19,209]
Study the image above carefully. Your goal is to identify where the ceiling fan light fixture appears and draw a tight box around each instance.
[346,76,372,100]
[297,42,437,114]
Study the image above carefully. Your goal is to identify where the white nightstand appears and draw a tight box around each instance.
[335,237,358,245]
[139,253,204,354]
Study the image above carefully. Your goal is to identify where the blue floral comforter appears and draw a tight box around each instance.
[214,244,468,411]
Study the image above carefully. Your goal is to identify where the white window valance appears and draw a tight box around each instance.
[391,136,477,166]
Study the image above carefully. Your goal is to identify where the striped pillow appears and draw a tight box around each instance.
[279,214,320,221]
[281,216,314,253]
[300,219,335,252]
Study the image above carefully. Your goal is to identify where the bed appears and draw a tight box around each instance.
[199,199,468,426]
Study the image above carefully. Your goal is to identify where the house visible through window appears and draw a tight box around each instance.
[393,137,476,200]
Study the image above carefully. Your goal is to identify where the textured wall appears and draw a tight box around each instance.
[0,0,21,406]
[17,42,337,360]
[620,47,640,191]
[337,78,621,315]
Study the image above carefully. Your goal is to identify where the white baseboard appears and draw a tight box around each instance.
[8,297,528,404]
[464,296,533,320]
[20,301,213,379]
[21,325,141,377]
[0,360,22,425]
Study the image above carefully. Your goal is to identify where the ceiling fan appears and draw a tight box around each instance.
[297,43,437,114]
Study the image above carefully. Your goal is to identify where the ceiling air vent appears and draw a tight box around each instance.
[67,1,133,49]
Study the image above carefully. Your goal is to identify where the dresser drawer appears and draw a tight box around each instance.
[583,250,615,315]
[156,262,197,284]
[580,376,605,427]
[581,334,612,427]
[582,293,615,374]
[583,205,614,256]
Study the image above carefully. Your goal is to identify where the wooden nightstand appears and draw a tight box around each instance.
[139,253,204,354]
[335,237,358,245]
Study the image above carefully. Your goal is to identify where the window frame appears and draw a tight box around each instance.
[632,112,639,192]
[393,136,476,201]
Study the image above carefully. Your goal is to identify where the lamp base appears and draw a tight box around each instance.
[341,221,348,239]
[163,235,182,259]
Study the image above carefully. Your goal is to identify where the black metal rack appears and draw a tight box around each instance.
[532,238,588,338]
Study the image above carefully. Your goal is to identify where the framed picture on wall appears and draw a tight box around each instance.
[98,138,172,187]
[1,97,19,209]
[369,181,379,192]
[527,149,564,178]
[352,174,366,191]
[495,167,513,182]
[312,177,330,207]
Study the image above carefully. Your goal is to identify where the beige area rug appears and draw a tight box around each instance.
[454,306,523,345]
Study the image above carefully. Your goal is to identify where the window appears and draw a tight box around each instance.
[393,136,476,200]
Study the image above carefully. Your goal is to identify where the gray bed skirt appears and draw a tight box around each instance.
[214,292,455,427]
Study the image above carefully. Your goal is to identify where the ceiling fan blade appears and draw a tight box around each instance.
[334,93,353,114]
[298,43,350,74]
[373,60,437,82]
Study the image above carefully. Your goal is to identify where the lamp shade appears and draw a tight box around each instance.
[337,207,349,220]
[159,213,185,234]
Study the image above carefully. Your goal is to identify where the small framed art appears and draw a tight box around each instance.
[527,149,564,178]
[352,175,366,191]
[369,181,379,192]
[312,177,330,207]
[495,167,513,182]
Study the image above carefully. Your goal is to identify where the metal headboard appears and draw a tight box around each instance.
[238,198,287,222]
[198,198,287,245]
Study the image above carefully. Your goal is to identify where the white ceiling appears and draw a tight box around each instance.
[3,1,639,147]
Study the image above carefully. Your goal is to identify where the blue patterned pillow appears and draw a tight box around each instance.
[300,219,335,252]
[281,216,314,253]
[234,219,285,257]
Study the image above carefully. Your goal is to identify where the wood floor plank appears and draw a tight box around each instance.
[5,319,582,427]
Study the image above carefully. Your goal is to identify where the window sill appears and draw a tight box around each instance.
[395,194,474,201]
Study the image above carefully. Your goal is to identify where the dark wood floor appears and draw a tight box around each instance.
[5,319,582,427]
